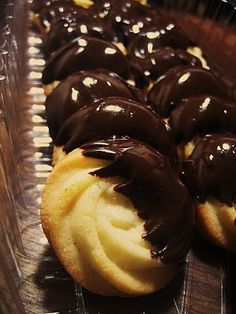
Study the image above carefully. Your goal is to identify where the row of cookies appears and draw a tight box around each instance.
[31,0,236,296]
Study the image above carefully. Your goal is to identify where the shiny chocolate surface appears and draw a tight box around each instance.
[170,96,236,142]
[38,1,80,29]
[82,138,193,264]
[91,0,164,43]
[183,134,236,205]
[46,69,145,140]
[42,36,131,84]
[127,23,191,58]
[43,11,115,58]
[129,47,201,86]
[55,97,179,168]
[90,0,115,19]
[148,66,229,117]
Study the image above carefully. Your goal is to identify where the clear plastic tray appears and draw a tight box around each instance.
[16,1,236,313]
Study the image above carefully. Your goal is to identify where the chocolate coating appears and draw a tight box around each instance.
[42,36,131,84]
[127,23,191,58]
[90,0,115,19]
[129,47,201,87]
[43,12,115,58]
[170,96,236,143]
[55,97,179,168]
[108,1,164,43]
[81,138,193,264]
[183,134,236,206]
[91,0,165,43]
[38,0,80,30]
[148,66,229,117]
[46,69,145,140]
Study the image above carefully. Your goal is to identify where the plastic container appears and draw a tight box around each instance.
[2,0,236,313]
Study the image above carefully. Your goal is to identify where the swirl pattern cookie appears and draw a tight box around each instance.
[42,36,131,86]
[52,97,179,169]
[34,0,235,297]
[147,66,228,117]
[43,11,115,58]
[147,63,236,251]
[45,69,144,140]
[41,139,193,295]
[183,135,236,251]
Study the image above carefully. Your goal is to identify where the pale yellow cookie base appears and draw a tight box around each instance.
[73,0,94,8]
[43,81,60,96]
[187,47,209,69]
[196,200,236,252]
[33,14,49,34]
[52,146,66,166]
[113,41,127,55]
[41,148,177,296]
[74,0,147,7]
[184,140,197,158]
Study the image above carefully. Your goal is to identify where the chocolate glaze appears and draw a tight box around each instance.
[81,138,193,264]
[127,23,191,58]
[148,66,230,117]
[129,47,201,87]
[42,36,131,84]
[90,0,115,19]
[170,96,236,143]
[91,0,166,43]
[46,69,145,140]
[55,97,179,169]
[38,1,80,30]
[108,1,164,43]
[183,134,236,206]
[43,13,115,58]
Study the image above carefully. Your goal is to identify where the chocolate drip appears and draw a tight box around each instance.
[43,12,115,58]
[55,97,179,168]
[148,66,229,117]
[129,47,201,87]
[81,138,193,264]
[183,134,236,206]
[46,69,145,140]
[170,96,236,142]
[42,36,131,84]
[128,23,191,58]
